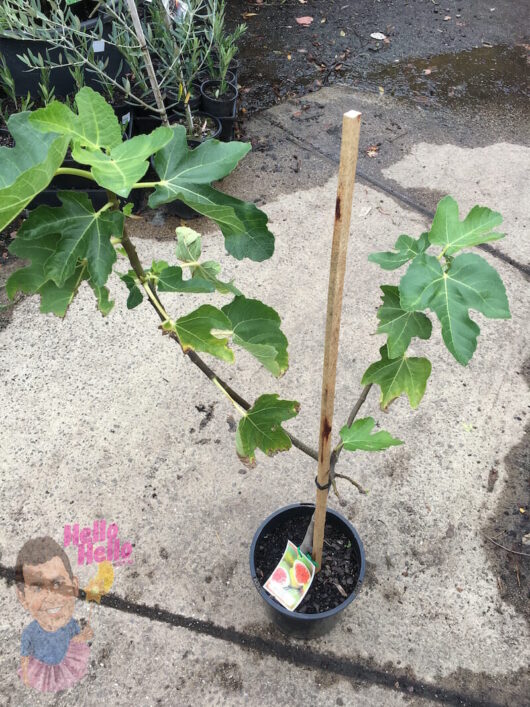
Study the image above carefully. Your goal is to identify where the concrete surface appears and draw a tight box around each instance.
[1,84,529,706]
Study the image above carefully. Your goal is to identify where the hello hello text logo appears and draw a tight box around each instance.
[63,520,133,566]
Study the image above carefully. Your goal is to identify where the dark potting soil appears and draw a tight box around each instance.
[254,515,360,614]
[0,131,14,147]
[176,115,219,141]
[203,83,237,101]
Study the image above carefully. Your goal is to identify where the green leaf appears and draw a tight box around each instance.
[72,126,173,197]
[8,226,115,317]
[153,126,250,185]
[119,272,143,309]
[149,127,274,262]
[7,230,58,299]
[339,417,403,452]
[157,265,215,293]
[38,264,87,317]
[368,232,429,270]
[7,230,87,317]
[361,345,431,409]
[175,227,202,262]
[236,394,300,464]
[429,196,504,256]
[150,260,170,275]
[30,87,122,151]
[0,112,69,230]
[376,285,432,358]
[175,304,234,362]
[175,227,241,295]
[89,281,114,316]
[399,253,510,365]
[222,296,288,377]
[17,192,124,287]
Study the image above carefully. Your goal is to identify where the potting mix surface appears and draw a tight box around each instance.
[255,517,361,614]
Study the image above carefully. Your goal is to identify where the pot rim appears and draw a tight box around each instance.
[249,502,365,622]
[200,79,239,102]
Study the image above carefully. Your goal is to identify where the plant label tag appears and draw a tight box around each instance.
[121,112,131,126]
[264,540,315,611]
[92,40,105,54]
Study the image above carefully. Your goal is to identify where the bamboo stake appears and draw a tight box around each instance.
[312,110,361,570]
[125,0,170,126]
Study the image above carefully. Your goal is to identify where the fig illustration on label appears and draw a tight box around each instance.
[264,541,315,611]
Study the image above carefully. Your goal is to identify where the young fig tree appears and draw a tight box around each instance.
[1,93,511,582]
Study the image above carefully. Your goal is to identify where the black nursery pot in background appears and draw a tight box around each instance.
[200,80,238,118]
[250,503,365,639]
[0,16,126,97]
[194,68,236,92]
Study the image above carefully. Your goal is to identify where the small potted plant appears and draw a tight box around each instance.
[200,3,245,139]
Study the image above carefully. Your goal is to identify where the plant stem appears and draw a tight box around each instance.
[300,515,315,556]
[212,377,247,416]
[329,384,372,477]
[119,227,316,459]
[55,167,97,181]
[131,182,161,189]
[333,473,368,495]
[125,0,170,126]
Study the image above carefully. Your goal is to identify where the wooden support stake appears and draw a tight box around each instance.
[312,110,361,571]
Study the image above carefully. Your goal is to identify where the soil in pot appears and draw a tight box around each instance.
[0,129,14,147]
[254,514,361,614]
[133,112,221,142]
[174,112,222,142]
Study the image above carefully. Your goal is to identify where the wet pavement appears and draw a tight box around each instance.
[228,0,528,114]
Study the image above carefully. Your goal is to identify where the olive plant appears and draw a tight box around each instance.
[1,90,511,566]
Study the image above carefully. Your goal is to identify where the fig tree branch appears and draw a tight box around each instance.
[119,227,317,460]
[329,383,372,480]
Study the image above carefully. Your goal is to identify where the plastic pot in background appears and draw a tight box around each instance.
[217,102,236,143]
[200,80,238,119]
[0,16,126,97]
[194,68,236,92]
[133,111,221,141]
[228,57,240,79]
[249,503,365,639]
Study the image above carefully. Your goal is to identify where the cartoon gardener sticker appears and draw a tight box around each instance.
[14,536,93,692]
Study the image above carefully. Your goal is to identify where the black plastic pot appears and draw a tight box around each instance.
[250,503,365,639]
[133,111,221,141]
[200,80,238,118]
[0,16,126,97]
